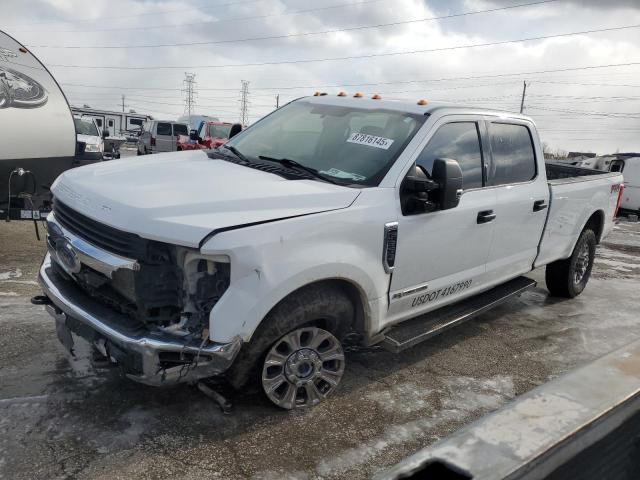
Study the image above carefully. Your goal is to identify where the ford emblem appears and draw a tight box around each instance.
[55,238,81,274]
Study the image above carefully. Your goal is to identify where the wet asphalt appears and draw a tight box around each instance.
[1,211,640,479]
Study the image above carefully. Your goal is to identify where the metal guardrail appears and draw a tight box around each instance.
[376,339,640,480]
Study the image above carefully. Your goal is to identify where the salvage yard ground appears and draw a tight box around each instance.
[1,219,640,479]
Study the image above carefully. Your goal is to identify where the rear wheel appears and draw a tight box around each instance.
[546,229,596,298]
[262,326,345,409]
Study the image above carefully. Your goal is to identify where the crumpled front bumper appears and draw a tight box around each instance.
[39,253,242,386]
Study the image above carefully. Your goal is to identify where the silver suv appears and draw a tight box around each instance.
[137,120,189,155]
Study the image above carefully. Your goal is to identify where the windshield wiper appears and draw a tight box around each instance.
[221,145,250,164]
[258,156,340,185]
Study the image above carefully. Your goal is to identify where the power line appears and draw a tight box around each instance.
[40,26,640,70]
[56,61,640,92]
[528,105,640,118]
[7,0,387,33]
[26,0,559,50]
[3,0,269,27]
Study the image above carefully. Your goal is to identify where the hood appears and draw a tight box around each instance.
[77,133,101,145]
[52,150,360,248]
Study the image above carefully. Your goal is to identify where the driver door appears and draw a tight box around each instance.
[387,117,497,321]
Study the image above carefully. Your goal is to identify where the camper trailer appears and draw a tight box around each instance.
[1,30,76,220]
[70,106,151,138]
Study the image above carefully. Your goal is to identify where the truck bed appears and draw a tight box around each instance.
[535,163,623,268]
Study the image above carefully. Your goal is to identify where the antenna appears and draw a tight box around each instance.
[240,80,249,126]
[182,72,197,125]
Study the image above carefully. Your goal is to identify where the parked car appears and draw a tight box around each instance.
[177,114,220,131]
[73,116,104,166]
[137,120,189,154]
[198,121,234,149]
[38,95,624,410]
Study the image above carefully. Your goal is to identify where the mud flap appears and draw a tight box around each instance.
[55,317,75,356]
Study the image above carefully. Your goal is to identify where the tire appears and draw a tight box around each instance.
[546,229,597,298]
[227,284,354,407]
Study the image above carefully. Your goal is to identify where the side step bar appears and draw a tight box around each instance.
[381,276,536,353]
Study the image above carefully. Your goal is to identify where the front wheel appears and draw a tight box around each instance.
[261,326,345,409]
[546,229,596,298]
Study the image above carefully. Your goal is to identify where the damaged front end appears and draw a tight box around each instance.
[39,200,241,386]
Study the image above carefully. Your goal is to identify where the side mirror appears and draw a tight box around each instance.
[101,130,109,139]
[189,129,199,141]
[228,123,242,139]
[432,158,463,210]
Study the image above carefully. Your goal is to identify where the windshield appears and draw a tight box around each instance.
[225,101,426,186]
[74,118,98,137]
[209,124,232,139]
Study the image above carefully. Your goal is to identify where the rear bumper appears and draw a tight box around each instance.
[39,253,242,386]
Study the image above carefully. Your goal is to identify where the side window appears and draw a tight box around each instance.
[488,123,536,185]
[95,118,103,128]
[157,122,172,136]
[415,122,483,190]
[173,123,188,136]
[108,120,114,127]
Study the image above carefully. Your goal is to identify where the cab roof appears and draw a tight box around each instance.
[297,94,534,123]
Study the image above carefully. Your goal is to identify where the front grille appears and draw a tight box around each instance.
[53,200,147,259]
[51,199,183,326]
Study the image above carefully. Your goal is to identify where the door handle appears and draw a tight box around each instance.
[477,210,496,224]
[533,200,548,212]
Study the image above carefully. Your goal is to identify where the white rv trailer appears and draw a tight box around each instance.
[70,106,151,137]
[1,29,76,219]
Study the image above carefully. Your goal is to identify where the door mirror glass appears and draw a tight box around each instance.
[432,158,463,210]
[189,129,199,141]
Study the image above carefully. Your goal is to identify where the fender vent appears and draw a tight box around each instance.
[383,222,398,273]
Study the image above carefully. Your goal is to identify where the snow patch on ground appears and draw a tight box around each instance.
[313,374,515,477]
[366,383,434,414]
[0,292,18,297]
[0,268,22,280]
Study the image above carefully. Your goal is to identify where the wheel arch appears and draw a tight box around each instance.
[583,209,605,243]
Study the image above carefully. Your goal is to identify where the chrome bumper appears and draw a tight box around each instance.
[39,253,242,386]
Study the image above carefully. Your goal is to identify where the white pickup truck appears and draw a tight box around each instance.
[38,95,624,409]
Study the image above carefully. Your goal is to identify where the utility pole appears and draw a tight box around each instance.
[276,94,279,109]
[519,80,528,114]
[240,80,250,126]
[121,94,125,113]
[182,72,197,125]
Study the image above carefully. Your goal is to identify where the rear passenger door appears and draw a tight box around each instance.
[484,120,549,285]
[155,122,174,152]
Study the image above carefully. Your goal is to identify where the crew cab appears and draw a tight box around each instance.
[38,95,624,410]
[176,121,237,151]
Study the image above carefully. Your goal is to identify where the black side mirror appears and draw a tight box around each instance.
[229,123,242,139]
[189,129,199,141]
[431,158,463,210]
[101,130,109,139]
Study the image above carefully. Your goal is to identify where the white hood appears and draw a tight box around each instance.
[76,133,101,146]
[52,150,360,247]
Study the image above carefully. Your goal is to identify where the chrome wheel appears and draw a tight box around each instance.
[574,241,591,284]
[262,327,345,409]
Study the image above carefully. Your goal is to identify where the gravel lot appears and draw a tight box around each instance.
[1,216,639,480]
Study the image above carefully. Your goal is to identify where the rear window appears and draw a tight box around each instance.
[157,122,172,136]
[173,123,188,136]
[489,123,536,185]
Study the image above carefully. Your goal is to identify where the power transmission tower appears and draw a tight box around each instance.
[519,80,528,114]
[182,73,197,124]
[240,80,250,126]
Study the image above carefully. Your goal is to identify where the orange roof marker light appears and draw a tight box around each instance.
[372,94,382,100]
[417,99,428,106]
[337,91,347,97]
[313,91,321,96]
[353,92,363,98]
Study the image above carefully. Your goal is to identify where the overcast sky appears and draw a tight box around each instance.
[3,0,639,154]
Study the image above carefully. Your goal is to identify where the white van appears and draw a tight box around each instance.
[137,120,189,154]
[617,157,640,213]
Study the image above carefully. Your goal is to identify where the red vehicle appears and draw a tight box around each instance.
[177,121,235,151]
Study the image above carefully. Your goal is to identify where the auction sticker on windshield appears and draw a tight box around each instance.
[347,132,394,150]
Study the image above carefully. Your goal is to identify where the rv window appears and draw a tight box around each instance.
[108,120,114,127]
[130,119,143,126]
[95,118,103,127]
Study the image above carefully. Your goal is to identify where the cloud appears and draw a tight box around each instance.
[2,0,639,154]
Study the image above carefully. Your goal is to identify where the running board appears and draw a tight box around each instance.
[381,276,536,353]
